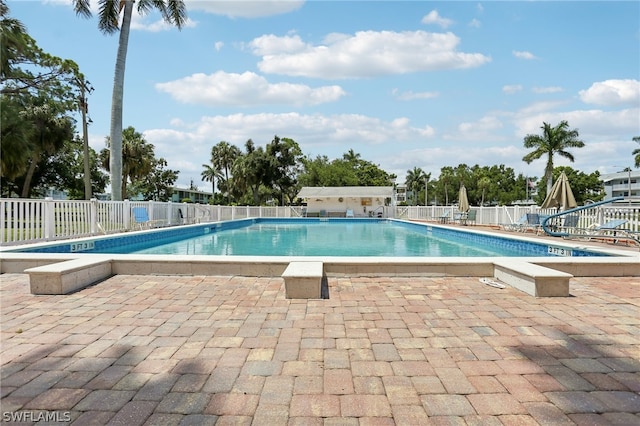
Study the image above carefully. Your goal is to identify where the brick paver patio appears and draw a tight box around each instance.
[1,273,639,425]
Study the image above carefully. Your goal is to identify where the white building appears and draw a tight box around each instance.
[601,170,640,202]
[296,186,395,217]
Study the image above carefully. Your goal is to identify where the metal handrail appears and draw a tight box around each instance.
[541,197,625,237]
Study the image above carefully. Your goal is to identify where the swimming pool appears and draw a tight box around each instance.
[8,218,610,258]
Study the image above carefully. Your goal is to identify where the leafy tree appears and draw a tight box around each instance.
[233,139,272,205]
[1,1,82,98]
[73,0,187,201]
[632,136,640,168]
[522,121,585,194]
[131,158,179,201]
[1,1,89,196]
[266,136,303,205]
[20,101,75,197]
[299,155,358,188]
[44,137,108,199]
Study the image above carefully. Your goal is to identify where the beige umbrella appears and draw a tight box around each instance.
[540,171,577,210]
[458,185,469,213]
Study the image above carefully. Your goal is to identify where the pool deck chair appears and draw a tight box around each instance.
[587,220,637,244]
[564,219,639,246]
[438,211,450,224]
[346,209,354,218]
[503,214,528,231]
[465,209,477,225]
[132,207,164,230]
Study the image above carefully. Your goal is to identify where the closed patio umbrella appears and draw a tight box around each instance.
[540,171,577,210]
[458,185,469,213]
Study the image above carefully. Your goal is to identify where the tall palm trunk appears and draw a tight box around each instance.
[109,0,133,201]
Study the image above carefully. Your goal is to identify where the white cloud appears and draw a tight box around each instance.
[247,33,309,55]
[469,18,481,28]
[512,107,640,141]
[392,89,439,101]
[445,116,506,142]
[144,112,436,187]
[214,41,224,51]
[532,86,563,94]
[155,71,346,106]
[421,10,454,29]
[512,50,537,60]
[251,31,491,79]
[503,85,523,94]
[579,79,640,106]
[186,0,304,18]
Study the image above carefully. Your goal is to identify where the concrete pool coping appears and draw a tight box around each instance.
[1,220,638,298]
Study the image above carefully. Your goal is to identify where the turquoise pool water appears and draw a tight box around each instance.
[38,218,603,258]
[131,221,514,257]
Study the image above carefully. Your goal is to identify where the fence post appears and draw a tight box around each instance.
[0,199,5,244]
[123,199,131,230]
[149,200,155,221]
[44,197,55,240]
[90,198,98,234]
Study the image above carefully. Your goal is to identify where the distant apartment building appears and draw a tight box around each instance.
[395,184,408,204]
[170,186,213,204]
[601,170,640,202]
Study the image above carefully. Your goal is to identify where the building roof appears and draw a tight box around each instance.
[297,186,394,199]
[600,170,640,183]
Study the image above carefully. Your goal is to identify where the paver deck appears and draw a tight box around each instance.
[1,273,639,425]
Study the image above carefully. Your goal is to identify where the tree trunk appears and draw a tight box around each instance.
[109,1,133,201]
[20,153,39,198]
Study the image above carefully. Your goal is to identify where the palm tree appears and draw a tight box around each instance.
[477,176,491,207]
[439,168,454,206]
[343,149,361,164]
[100,126,155,198]
[201,164,218,199]
[73,0,187,201]
[632,136,640,168]
[405,167,428,205]
[211,141,241,204]
[522,120,585,194]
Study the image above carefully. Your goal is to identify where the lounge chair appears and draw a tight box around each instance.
[503,214,528,231]
[522,213,540,233]
[438,211,450,224]
[564,219,638,244]
[346,209,354,218]
[465,209,477,225]
[587,219,633,242]
[132,207,164,230]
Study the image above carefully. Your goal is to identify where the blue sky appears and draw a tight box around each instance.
[10,1,640,191]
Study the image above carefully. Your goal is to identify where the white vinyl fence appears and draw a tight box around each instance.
[1,198,638,246]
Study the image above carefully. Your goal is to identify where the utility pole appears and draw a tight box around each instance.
[628,168,632,205]
[77,78,94,200]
